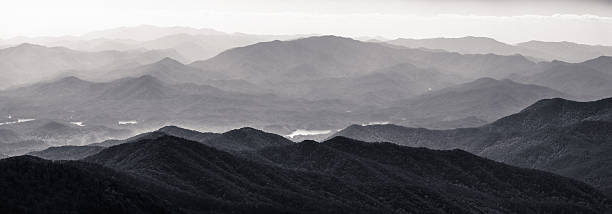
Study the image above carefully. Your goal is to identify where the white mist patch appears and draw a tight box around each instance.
[70,122,85,127]
[118,120,138,125]
[362,121,390,126]
[0,118,36,126]
[286,129,333,138]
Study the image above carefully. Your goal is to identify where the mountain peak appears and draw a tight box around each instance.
[471,77,498,84]
[127,75,165,87]
[488,97,612,132]
[99,75,170,100]
[14,43,45,49]
[214,127,293,151]
[56,76,89,85]
[157,125,183,132]
[156,57,183,66]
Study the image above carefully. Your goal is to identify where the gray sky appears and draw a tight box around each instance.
[1,0,611,45]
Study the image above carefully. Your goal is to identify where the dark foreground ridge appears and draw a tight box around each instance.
[3,132,610,213]
[0,156,179,214]
[333,97,612,196]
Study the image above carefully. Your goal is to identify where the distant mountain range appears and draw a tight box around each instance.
[516,59,612,100]
[333,97,612,196]
[193,35,537,82]
[387,36,612,63]
[1,26,313,63]
[5,128,609,213]
[0,43,183,89]
[0,119,130,156]
[383,77,569,125]
[2,26,612,213]
[29,125,293,160]
[0,74,363,136]
[2,34,611,140]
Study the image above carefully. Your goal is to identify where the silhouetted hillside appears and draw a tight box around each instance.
[81,135,611,213]
[85,135,388,213]
[28,145,104,160]
[388,77,568,123]
[0,156,180,214]
[334,97,612,196]
[0,43,182,88]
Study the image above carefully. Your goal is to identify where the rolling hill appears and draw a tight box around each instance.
[333,97,612,196]
[80,134,611,213]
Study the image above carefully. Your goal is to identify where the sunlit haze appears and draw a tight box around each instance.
[1,0,611,45]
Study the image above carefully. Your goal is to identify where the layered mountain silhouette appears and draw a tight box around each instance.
[334,97,612,196]
[3,35,610,133]
[388,37,612,63]
[277,62,463,105]
[192,36,536,83]
[0,120,130,156]
[387,36,547,61]
[517,60,612,100]
[583,56,612,74]
[386,77,569,124]
[517,41,612,63]
[0,74,366,135]
[5,131,609,213]
[81,25,226,41]
[4,26,312,62]
[32,126,291,160]
[28,145,104,160]
[3,25,612,213]
[0,43,183,88]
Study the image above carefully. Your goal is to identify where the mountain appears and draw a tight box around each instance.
[277,63,463,105]
[333,97,612,195]
[81,25,226,41]
[85,135,390,213]
[0,74,360,135]
[582,56,612,75]
[157,125,220,143]
[32,125,290,161]
[132,125,292,152]
[23,32,309,63]
[0,140,48,157]
[99,75,175,100]
[203,127,293,151]
[517,41,612,63]
[28,145,105,160]
[387,37,612,63]
[519,60,612,100]
[0,43,183,88]
[138,33,297,62]
[386,77,568,125]
[192,36,537,83]
[103,57,226,84]
[27,121,132,145]
[0,119,130,156]
[81,134,611,213]
[0,156,180,214]
[387,36,546,60]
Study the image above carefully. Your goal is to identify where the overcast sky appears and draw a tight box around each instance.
[1,0,611,45]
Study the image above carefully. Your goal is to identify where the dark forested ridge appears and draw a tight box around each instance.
[333,97,612,196]
[3,132,611,213]
[0,156,180,214]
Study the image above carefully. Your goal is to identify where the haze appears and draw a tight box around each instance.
[2,0,611,45]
